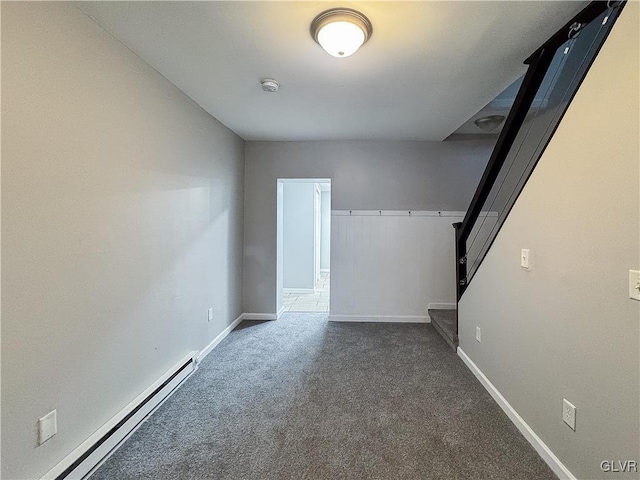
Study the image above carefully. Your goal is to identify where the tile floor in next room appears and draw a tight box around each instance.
[283,271,329,312]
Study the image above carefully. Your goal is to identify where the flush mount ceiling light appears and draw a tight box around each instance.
[474,115,506,132]
[311,8,372,58]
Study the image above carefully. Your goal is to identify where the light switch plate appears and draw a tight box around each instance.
[562,399,576,430]
[476,327,481,342]
[629,270,640,301]
[38,410,57,445]
[521,249,530,269]
[208,308,214,321]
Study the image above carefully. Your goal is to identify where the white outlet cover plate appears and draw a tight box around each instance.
[629,270,640,301]
[563,398,576,430]
[39,410,57,445]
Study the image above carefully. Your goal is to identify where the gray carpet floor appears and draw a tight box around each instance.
[90,313,556,480]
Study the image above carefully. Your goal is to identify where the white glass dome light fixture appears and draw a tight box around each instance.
[311,8,373,58]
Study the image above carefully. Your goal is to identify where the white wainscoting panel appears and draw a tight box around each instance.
[330,211,463,319]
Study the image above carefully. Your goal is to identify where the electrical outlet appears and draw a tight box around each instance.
[38,410,57,445]
[476,327,481,342]
[563,398,576,430]
[208,308,213,322]
[521,249,530,269]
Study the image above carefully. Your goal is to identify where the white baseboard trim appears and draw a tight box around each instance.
[196,313,244,364]
[283,288,315,295]
[328,314,430,323]
[242,312,277,321]
[457,348,576,480]
[277,306,286,319]
[427,303,456,310]
[41,352,198,480]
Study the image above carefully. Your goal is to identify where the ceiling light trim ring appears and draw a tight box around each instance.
[311,7,373,49]
[311,8,373,44]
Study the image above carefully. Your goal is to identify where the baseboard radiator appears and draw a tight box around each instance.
[48,355,197,480]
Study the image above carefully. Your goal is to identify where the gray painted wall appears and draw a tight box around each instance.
[283,183,315,290]
[1,3,245,479]
[458,5,639,479]
[320,190,331,271]
[243,139,495,314]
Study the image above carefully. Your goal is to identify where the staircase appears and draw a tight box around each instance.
[428,309,458,351]
[434,2,624,351]
[455,2,623,300]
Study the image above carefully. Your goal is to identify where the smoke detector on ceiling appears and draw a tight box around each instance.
[261,79,279,92]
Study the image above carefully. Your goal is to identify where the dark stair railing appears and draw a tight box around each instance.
[453,1,625,334]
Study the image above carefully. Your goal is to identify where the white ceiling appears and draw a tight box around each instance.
[77,1,586,141]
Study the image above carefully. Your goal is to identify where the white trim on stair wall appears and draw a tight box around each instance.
[457,348,576,480]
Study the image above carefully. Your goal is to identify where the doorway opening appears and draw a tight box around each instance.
[276,179,331,314]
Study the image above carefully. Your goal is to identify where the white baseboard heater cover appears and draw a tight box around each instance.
[50,355,196,480]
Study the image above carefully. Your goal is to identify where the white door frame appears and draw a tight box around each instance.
[314,184,322,286]
[276,178,331,317]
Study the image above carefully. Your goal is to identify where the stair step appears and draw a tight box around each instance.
[428,308,458,351]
